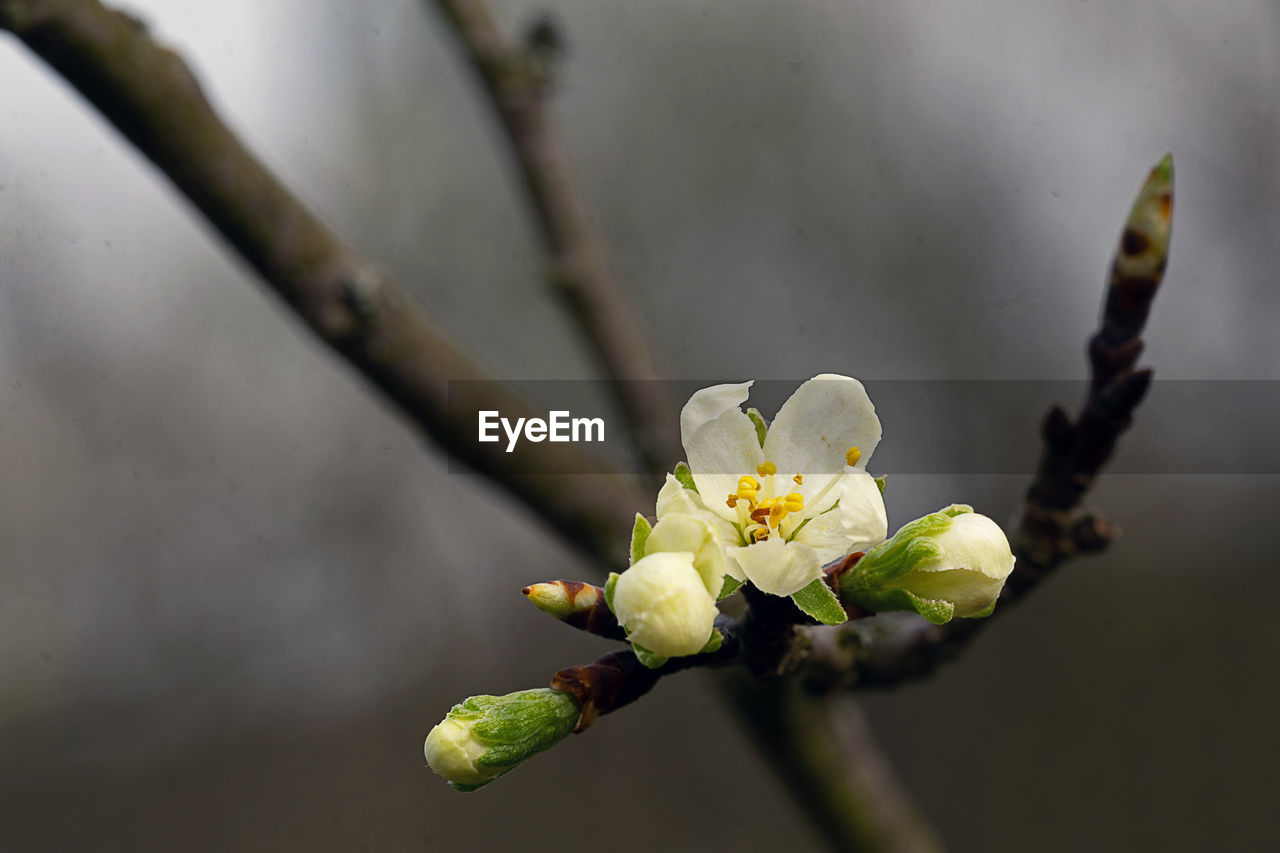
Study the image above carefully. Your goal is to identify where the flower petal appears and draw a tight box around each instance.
[793,469,888,562]
[680,381,765,522]
[764,374,881,502]
[884,568,1007,618]
[655,475,743,553]
[729,537,823,597]
[916,513,1016,581]
[613,552,720,658]
[646,512,732,596]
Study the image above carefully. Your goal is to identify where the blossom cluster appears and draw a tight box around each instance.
[425,374,1018,788]
[609,374,1016,664]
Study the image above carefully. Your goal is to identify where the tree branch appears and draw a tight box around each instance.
[427,0,680,476]
[0,0,645,567]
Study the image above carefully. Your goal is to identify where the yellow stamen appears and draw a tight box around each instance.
[768,502,788,528]
[845,446,862,467]
[793,473,803,485]
[737,475,760,496]
[756,461,778,477]
[783,493,804,513]
[749,527,770,543]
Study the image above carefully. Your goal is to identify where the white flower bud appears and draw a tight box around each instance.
[424,688,579,791]
[844,505,1015,624]
[611,552,719,659]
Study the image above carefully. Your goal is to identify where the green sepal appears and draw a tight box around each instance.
[852,514,953,584]
[874,474,888,495]
[450,781,485,793]
[938,503,972,518]
[700,628,724,654]
[717,575,744,601]
[791,578,847,625]
[673,461,698,492]
[629,513,652,566]
[883,589,954,625]
[603,572,620,612]
[456,688,579,769]
[746,407,769,448]
[632,642,668,669]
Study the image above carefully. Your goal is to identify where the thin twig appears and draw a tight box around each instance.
[0,0,645,567]
[809,155,1176,688]
[427,0,680,476]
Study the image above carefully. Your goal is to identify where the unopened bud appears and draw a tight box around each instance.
[611,552,718,661]
[424,688,579,791]
[842,505,1015,624]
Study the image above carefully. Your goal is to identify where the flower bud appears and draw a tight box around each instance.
[842,505,1015,624]
[424,688,579,791]
[611,552,719,660]
[643,512,732,598]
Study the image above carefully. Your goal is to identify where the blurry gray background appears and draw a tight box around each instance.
[2,1,1277,850]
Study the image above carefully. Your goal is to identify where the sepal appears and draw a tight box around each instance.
[630,513,652,566]
[790,578,847,625]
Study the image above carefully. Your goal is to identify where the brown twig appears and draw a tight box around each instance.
[807,155,1176,689]
[427,0,680,477]
[0,0,648,567]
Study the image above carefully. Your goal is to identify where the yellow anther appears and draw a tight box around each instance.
[737,475,760,494]
[793,473,803,485]
[783,493,805,513]
[768,502,788,527]
[756,461,778,477]
[749,527,770,544]
[845,446,862,467]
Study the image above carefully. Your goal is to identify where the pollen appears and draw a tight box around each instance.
[737,475,760,496]
[756,461,778,477]
[783,493,804,513]
[845,446,862,467]
[793,473,803,485]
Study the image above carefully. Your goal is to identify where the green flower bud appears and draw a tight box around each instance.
[843,505,1015,624]
[612,551,719,660]
[424,688,579,791]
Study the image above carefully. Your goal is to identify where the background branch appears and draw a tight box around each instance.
[428,0,680,475]
[0,0,645,567]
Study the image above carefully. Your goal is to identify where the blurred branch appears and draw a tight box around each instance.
[0,0,645,566]
[726,679,943,853]
[427,0,680,476]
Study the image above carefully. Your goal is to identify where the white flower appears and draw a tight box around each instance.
[662,374,888,597]
[844,505,1016,623]
[611,551,719,658]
